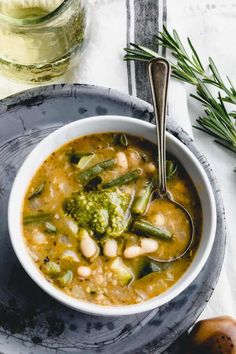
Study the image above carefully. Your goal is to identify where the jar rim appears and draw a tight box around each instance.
[0,0,73,26]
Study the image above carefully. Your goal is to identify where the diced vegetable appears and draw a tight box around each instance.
[44,221,57,234]
[44,261,61,277]
[132,178,154,215]
[166,160,178,179]
[102,169,142,189]
[23,213,53,225]
[84,175,103,191]
[77,154,95,169]
[57,270,73,287]
[110,257,133,285]
[78,158,116,184]
[69,152,91,165]
[28,182,45,200]
[137,259,170,279]
[119,134,128,147]
[70,153,81,165]
[132,219,172,240]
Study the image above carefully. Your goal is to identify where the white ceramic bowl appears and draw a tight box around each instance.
[8,116,217,316]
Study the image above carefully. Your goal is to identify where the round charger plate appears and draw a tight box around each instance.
[0,84,225,354]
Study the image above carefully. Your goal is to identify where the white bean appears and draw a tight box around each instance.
[127,149,141,167]
[77,266,91,278]
[66,218,78,234]
[62,250,80,262]
[79,229,89,238]
[103,239,118,258]
[124,238,158,259]
[32,230,48,245]
[124,245,143,259]
[116,152,128,172]
[145,162,156,174]
[80,231,98,258]
[52,176,71,195]
[149,213,165,227]
[140,238,158,253]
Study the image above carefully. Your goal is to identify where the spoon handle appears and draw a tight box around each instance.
[148,58,170,197]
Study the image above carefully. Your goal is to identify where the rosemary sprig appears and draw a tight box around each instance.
[193,83,236,153]
[124,26,236,158]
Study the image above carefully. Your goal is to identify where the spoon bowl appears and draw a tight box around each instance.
[148,196,194,262]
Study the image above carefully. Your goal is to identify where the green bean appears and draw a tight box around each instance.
[132,179,154,215]
[78,158,116,184]
[102,169,142,189]
[166,160,178,179]
[119,134,128,147]
[23,213,53,225]
[28,182,45,200]
[132,219,172,240]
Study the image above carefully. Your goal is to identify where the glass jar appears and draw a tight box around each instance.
[0,0,87,83]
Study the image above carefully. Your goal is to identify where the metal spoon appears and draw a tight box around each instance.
[147,57,194,262]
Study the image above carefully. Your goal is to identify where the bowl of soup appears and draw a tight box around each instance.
[8,116,216,316]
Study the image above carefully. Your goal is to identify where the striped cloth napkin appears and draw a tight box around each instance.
[0,0,235,322]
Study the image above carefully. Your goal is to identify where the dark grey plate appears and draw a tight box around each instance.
[0,84,225,354]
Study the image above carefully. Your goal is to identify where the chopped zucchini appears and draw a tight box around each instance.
[110,257,133,285]
[57,270,73,287]
[44,261,61,277]
[77,154,95,169]
[137,259,170,279]
[69,152,91,165]
[84,175,103,191]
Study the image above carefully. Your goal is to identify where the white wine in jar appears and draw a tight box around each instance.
[0,0,87,83]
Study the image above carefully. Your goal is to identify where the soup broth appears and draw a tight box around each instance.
[22,133,202,306]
